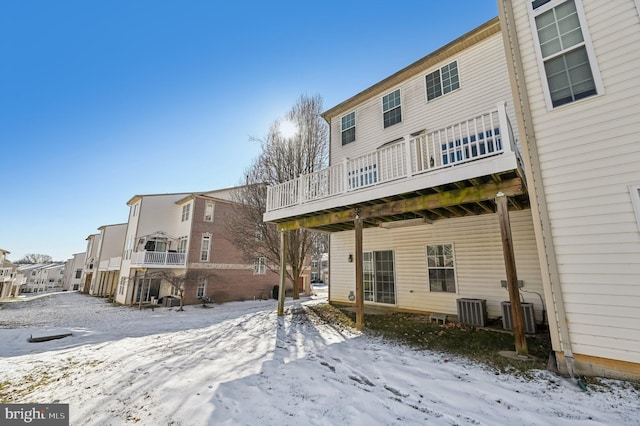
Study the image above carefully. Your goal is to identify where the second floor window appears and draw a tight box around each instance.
[75,269,82,279]
[341,111,356,145]
[426,61,460,101]
[254,257,266,275]
[200,234,211,262]
[382,89,401,128]
[181,203,191,222]
[177,236,188,253]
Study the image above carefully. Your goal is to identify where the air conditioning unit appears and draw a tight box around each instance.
[456,298,487,327]
[501,301,536,334]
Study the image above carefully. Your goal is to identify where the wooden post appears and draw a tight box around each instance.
[354,211,364,330]
[496,192,528,355]
[277,230,287,316]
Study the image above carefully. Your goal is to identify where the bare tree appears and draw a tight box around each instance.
[229,94,329,299]
[15,253,53,264]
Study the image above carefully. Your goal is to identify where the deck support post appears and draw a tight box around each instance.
[354,210,364,330]
[277,230,287,316]
[496,192,528,355]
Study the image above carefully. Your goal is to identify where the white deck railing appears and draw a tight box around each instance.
[266,102,516,212]
[130,251,186,267]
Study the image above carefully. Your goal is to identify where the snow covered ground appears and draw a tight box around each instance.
[0,290,638,425]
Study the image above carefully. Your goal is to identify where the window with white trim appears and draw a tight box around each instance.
[197,277,207,298]
[382,89,401,128]
[630,184,640,234]
[254,257,266,275]
[200,234,211,262]
[132,203,139,217]
[426,244,457,293]
[118,277,126,295]
[204,202,215,222]
[177,236,188,253]
[531,0,601,108]
[341,111,356,145]
[181,203,191,222]
[124,234,134,260]
[426,61,460,101]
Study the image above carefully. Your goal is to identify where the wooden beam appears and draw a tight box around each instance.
[277,231,287,316]
[496,192,528,355]
[354,213,364,330]
[277,177,524,231]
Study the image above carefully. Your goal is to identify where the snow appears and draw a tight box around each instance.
[1,291,638,425]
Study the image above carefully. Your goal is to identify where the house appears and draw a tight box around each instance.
[62,252,86,291]
[80,233,101,293]
[90,223,127,297]
[497,0,640,380]
[0,248,17,298]
[17,263,64,293]
[264,18,546,332]
[114,187,279,307]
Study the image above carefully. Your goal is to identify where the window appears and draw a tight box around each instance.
[255,222,266,242]
[204,202,215,221]
[132,203,139,217]
[630,184,640,234]
[363,250,396,304]
[177,236,188,253]
[426,61,460,101]
[124,234,134,260]
[75,269,82,279]
[382,89,401,128]
[118,277,126,295]
[197,277,207,298]
[254,257,266,275]
[341,111,356,145]
[426,244,457,293]
[181,203,191,222]
[200,234,211,262]
[531,0,601,108]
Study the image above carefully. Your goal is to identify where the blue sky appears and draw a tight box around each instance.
[0,1,498,262]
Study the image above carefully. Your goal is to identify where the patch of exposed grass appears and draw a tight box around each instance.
[309,303,552,375]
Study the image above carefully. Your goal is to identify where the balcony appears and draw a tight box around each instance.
[130,251,186,268]
[264,102,522,223]
[98,257,122,271]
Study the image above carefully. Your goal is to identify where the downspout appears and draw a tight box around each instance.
[496,0,576,372]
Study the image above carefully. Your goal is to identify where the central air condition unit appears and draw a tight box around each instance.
[456,298,487,327]
[501,301,536,334]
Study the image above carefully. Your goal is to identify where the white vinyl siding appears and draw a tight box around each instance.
[329,33,519,170]
[512,0,640,364]
[329,210,543,319]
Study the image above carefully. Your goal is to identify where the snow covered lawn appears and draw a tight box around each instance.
[0,292,638,425]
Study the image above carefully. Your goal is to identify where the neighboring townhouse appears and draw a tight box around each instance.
[0,249,17,298]
[90,223,126,297]
[62,252,86,291]
[18,263,64,293]
[498,0,640,380]
[80,233,101,293]
[115,187,279,307]
[41,262,65,290]
[265,18,546,333]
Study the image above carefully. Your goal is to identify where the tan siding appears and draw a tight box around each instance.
[329,210,543,321]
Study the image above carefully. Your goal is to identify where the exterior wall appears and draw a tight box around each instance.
[117,193,188,304]
[505,0,640,372]
[328,31,520,167]
[185,197,280,303]
[329,209,544,321]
